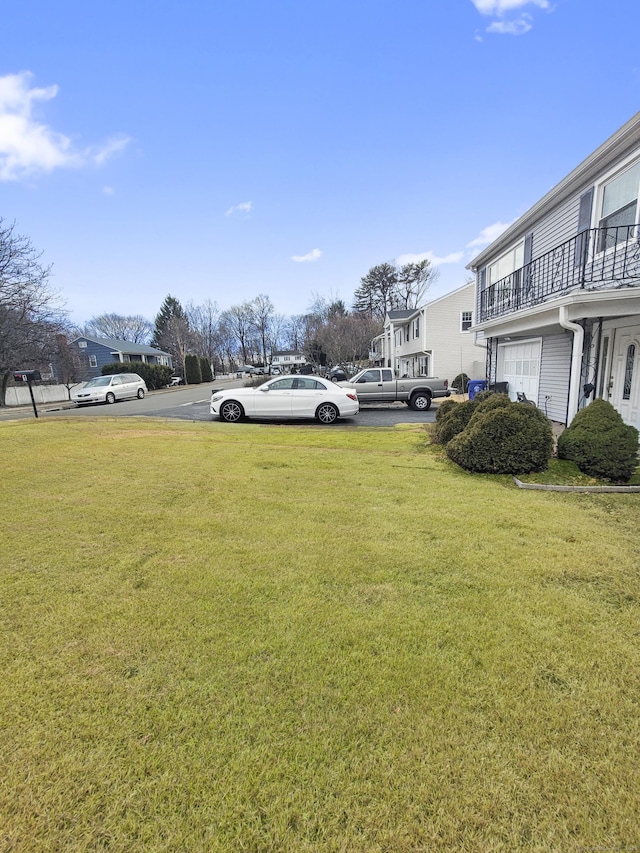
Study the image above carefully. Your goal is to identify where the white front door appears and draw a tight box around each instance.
[609,325,640,428]
[500,340,541,403]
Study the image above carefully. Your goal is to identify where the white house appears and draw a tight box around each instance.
[468,111,640,428]
[270,349,309,373]
[370,282,485,384]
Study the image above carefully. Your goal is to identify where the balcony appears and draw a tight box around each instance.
[479,224,640,322]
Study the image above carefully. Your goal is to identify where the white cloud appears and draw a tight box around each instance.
[225,200,253,217]
[470,0,551,35]
[466,221,513,248]
[291,248,322,263]
[0,71,130,181]
[487,16,532,34]
[471,0,548,13]
[395,250,464,266]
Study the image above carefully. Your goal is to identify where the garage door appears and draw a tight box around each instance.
[501,340,541,403]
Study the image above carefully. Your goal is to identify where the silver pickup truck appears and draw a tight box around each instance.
[339,368,450,411]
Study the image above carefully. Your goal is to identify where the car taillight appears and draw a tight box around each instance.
[444,379,448,389]
[347,393,357,401]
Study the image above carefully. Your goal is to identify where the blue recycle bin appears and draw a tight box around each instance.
[468,379,487,400]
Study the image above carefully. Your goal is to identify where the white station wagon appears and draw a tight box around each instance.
[72,373,148,406]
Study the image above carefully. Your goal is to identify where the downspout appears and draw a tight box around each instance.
[559,305,584,425]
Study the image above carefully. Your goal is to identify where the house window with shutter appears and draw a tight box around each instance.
[598,160,640,252]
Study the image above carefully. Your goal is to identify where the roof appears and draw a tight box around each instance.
[468,110,640,270]
[387,309,417,321]
[73,335,171,357]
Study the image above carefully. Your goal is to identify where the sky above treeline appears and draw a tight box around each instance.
[1,0,639,325]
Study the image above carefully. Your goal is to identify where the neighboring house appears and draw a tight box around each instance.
[469,111,640,429]
[270,350,308,373]
[370,282,485,383]
[70,335,173,379]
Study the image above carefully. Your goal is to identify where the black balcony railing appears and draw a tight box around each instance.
[479,224,640,322]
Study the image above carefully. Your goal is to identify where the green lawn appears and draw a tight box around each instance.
[1,418,639,852]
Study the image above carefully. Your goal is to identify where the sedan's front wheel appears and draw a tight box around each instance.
[316,403,339,424]
[220,400,244,423]
[105,392,116,404]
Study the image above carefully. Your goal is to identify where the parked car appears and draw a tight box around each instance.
[210,375,359,424]
[72,373,147,406]
[269,366,281,375]
[327,367,350,382]
[236,366,256,378]
[168,376,183,386]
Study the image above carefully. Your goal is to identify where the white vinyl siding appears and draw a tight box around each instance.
[538,333,572,423]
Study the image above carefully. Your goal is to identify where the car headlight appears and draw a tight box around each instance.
[211,394,224,403]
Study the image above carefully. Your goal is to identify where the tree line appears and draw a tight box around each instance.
[1,217,439,402]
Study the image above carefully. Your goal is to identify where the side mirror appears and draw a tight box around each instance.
[260,385,269,392]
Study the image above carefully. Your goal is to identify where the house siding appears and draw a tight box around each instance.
[426,284,485,381]
[539,333,572,423]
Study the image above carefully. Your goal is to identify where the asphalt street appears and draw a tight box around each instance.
[1,381,438,427]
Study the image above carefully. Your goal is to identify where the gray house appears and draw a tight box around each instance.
[71,335,173,378]
[469,111,640,429]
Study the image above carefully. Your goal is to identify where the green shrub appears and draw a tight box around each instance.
[473,392,512,415]
[452,372,469,394]
[557,399,639,483]
[199,358,213,382]
[433,399,478,445]
[185,354,202,384]
[447,403,553,474]
[101,362,173,391]
[435,398,459,422]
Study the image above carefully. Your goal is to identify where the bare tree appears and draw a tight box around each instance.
[185,299,220,372]
[222,302,255,365]
[395,260,439,309]
[83,313,153,343]
[0,219,66,406]
[53,333,90,397]
[250,294,275,366]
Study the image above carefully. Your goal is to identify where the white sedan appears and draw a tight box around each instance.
[210,375,359,424]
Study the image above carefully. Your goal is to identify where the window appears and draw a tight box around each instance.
[414,317,420,338]
[623,344,636,401]
[461,311,473,332]
[89,355,97,367]
[598,161,640,251]
[78,340,87,348]
[488,242,524,285]
[405,326,409,343]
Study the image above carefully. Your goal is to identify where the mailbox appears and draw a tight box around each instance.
[13,370,41,382]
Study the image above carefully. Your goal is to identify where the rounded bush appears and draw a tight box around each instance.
[473,392,511,415]
[452,372,469,394]
[435,398,459,422]
[557,399,639,482]
[433,399,478,445]
[446,403,553,474]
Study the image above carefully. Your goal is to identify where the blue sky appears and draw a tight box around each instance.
[1,0,639,325]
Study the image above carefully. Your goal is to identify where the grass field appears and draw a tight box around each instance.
[1,417,639,852]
